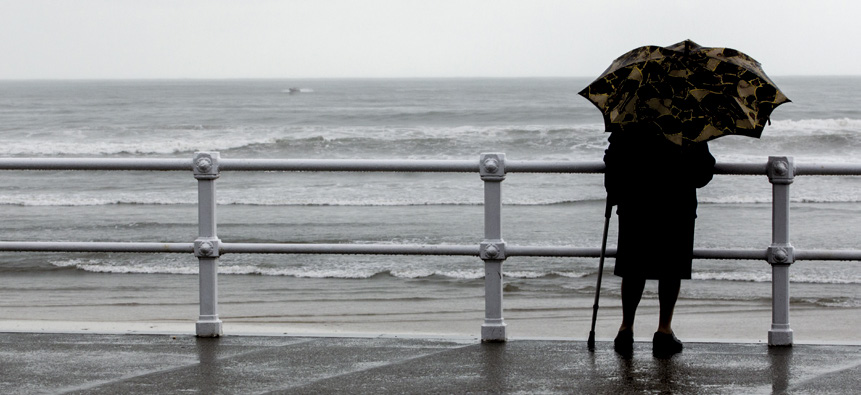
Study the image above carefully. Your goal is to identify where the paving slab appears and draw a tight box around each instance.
[2,332,860,394]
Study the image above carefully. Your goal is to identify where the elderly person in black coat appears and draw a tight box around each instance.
[603,123,715,355]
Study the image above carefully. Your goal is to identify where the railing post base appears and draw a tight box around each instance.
[195,255,222,338]
[768,325,793,347]
[196,318,223,338]
[481,258,507,342]
[481,320,507,343]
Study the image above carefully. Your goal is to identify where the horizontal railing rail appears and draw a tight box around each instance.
[3,243,861,262]
[11,157,861,174]
[0,242,195,254]
[1,154,859,345]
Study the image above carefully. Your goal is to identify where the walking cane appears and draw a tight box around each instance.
[587,198,613,350]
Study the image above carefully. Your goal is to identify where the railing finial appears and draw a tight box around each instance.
[767,156,794,185]
[194,152,220,180]
[480,153,506,181]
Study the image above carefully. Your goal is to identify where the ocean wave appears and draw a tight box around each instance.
[768,118,861,135]
[0,124,597,157]
[693,271,861,284]
[50,259,483,279]
[3,120,857,163]
[791,296,861,308]
[693,271,771,282]
[0,194,195,207]
[49,259,590,280]
[700,118,861,163]
[250,125,603,159]
[47,258,861,285]
[699,196,861,204]
[506,271,592,279]
[0,196,486,207]
[0,130,284,156]
[4,193,858,207]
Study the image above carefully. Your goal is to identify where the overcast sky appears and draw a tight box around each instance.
[1,0,857,79]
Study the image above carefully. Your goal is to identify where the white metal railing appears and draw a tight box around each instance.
[1,153,860,345]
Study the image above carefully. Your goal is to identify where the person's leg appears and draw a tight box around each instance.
[619,277,646,332]
[615,276,645,354]
[657,278,681,334]
[653,277,684,355]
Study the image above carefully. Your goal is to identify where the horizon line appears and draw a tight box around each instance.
[1,74,858,82]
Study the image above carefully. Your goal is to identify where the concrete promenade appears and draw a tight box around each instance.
[2,332,861,394]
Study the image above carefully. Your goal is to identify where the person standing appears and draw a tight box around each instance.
[603,122,715,356]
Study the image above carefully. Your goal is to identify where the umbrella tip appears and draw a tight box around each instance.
[681,39,701,52]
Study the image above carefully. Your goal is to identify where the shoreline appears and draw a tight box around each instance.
[1,271,859,345]
[2,307,860,346]
[2,300,859,345]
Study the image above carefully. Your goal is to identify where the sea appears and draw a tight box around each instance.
[0,77,859,337]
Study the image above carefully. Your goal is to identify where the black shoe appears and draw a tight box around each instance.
[614,329,634,355]
[652,331,683,356]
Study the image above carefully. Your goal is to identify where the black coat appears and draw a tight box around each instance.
[603,127,715,279]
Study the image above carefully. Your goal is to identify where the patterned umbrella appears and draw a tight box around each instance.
[579,40,790,146]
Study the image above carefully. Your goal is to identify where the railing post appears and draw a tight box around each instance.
[767,156,794,346]
[479,153,507,342]
[194,152,223,337]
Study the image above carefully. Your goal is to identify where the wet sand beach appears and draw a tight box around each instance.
[2,271,859,344]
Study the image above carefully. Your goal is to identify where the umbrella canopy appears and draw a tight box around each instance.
[579,40,790,146]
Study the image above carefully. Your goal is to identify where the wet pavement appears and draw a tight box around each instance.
[2,332,861,394]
